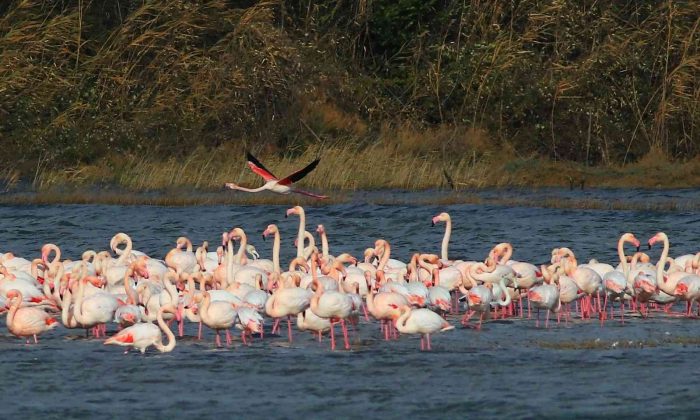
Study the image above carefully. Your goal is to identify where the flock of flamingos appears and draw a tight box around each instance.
[2,206,700,353]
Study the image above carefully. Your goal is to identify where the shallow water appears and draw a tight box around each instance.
[1,190,700,418]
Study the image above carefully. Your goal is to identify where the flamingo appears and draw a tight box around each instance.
[309,254,353,350]
[389,304,454,351]
[196,291,237,347]
[431,212,454,263]
[164,236,198,277]
[528,271,561,328]
[104,304,177,354]
[297,308,331,341]
[266,273,312,343]
[602,233,640,321]
[225,152,327,198]
[5,289,58,344]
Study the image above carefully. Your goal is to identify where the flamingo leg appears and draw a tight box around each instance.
[330,320,337,350]
[198,321,203,340]
[545,310,550,329]
[420,336,425,351]
[215,330,222,347]
[225,329,232,346]
[287,315,293,343]
[272,318,281,335]
[33,334,38,344]
[241,331,248,345]
[362,303,369,321]
[341,319,350,350]
[426,333,432,351]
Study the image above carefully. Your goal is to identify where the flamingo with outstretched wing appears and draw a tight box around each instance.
[225,152,328,199]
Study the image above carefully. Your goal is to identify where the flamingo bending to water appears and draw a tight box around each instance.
[104,304,177,354]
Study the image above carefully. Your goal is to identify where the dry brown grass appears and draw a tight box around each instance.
[11,139,700,198]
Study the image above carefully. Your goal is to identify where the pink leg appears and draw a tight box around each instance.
[34,334,38,344]
[225,329,232,346]
[330,320,336,350]
[426,333,432,351]
[287,316,293,343]
[519,296,524,318]
[545,310,550,329]
[215,330,222,347]
[341,319,350,350]
[198,322,203,340]
[241,331,248,345]
[272,318,281,335]
[178,318,184,337]
[362,303,369,321]
[420,336,425,351]
[478,313,484,330]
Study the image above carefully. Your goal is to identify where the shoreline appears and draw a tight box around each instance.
[1,185,699,212]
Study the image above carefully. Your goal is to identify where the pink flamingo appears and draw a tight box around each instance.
[309,253,353,350]
[105,304,177,354]
[225,152,327,198]
[389,304,454,351]
[5,289,58,344]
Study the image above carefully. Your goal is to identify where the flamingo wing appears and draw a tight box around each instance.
[278,158,321,186]
[246,152,277,181]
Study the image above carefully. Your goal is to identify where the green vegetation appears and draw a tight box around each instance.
[1,1,698,191]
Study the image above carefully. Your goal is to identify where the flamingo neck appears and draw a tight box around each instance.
[441,218,451,261]
[272,230,281,274]
[6,292,22,326]
[296,210,306,258]
[229,184,268,193]
[656,235,670,282]
[155,307,176,352]
[377,242,391,271]
[618,236,629,278]
[320,230,329,259]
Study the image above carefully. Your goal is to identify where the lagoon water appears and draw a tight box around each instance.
[1,189,699,418]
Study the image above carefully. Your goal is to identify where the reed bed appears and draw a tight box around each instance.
[12,142,700,195]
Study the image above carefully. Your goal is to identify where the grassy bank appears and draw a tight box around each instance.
[0,143,698,209]
[1,1,698,173]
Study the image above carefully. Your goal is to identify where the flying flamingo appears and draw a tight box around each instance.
[104,304,177,354]
[225,152,327,198]
[5,289,58,344]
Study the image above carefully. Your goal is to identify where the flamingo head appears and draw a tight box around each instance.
[431,212,449,226]
[648,232,666,249]
[336,253,358,266]
[229,227,244,241]
[285,206,301,218]
[373,239,387,255]
[316,224,325,235]
[621,233,641,250]
[221,232,229,247]
[262,224,277,240]
[363,248,376,263]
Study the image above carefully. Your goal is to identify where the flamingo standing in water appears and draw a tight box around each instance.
[389,304,454,351]
[5,289,58,344]
[225,152,327,199]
